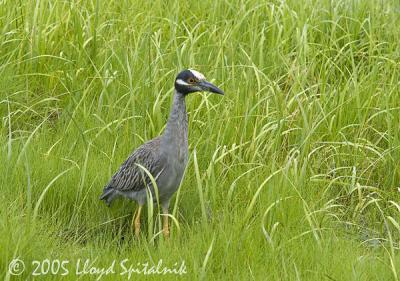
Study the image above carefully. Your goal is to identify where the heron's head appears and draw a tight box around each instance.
[174,69,224,96]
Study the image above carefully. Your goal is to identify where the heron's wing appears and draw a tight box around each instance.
[107,137,164,192]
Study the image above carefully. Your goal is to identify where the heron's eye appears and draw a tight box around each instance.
[188,78,196,84]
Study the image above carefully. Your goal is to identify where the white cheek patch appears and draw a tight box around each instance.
[189,69,205,80]
[176,79,190,86]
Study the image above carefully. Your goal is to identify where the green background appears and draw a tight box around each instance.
[1,0,400,280]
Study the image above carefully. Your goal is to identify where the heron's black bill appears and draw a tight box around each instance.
[199,81,224,95]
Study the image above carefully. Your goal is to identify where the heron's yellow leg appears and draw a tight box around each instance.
[162,206,170,239]
[132,205,143,238]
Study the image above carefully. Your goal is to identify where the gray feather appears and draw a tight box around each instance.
[105,137,164,192]
[100,91,188,207]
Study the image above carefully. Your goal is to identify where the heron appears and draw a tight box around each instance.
[100,69,224,238]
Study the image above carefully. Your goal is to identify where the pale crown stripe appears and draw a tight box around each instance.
[188,69,205,80]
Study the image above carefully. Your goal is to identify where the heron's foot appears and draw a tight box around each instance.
[162,206,169,239]
[135,221,141,238]
[162,224,170,239]
[132,205,143,238]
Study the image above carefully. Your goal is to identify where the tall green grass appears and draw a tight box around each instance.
[1,0,400,280]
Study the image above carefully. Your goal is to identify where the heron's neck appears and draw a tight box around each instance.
[162,91,188,146]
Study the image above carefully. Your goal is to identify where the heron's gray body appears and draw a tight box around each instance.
[100,91,188,208]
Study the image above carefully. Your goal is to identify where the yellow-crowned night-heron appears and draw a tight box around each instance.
[100,69,224,238]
